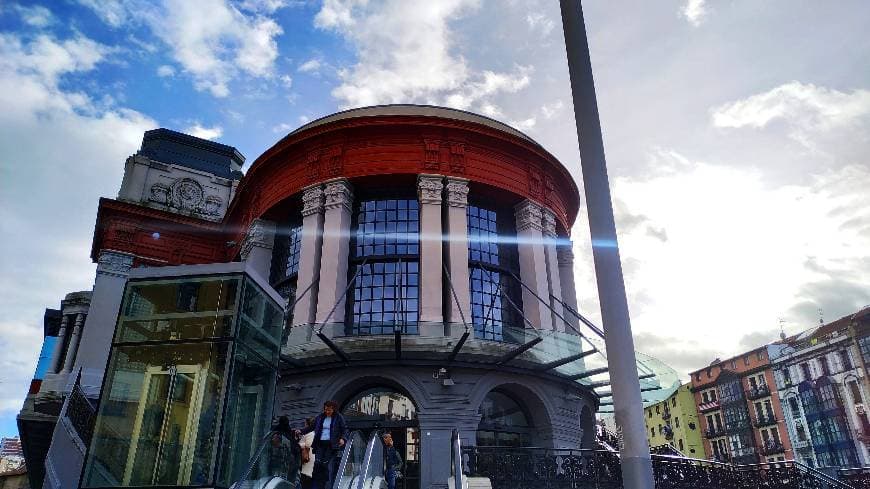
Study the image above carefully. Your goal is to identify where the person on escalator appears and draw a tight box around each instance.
[302,400,348,489]
[382,432,403,489]
[270,416,302,487]
[299,417,316,489]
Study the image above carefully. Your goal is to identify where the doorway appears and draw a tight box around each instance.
[342,387,420,489]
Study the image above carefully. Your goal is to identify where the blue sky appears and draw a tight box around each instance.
[1,0,869,439]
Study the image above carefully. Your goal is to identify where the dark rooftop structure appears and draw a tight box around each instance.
[138,128,245,180]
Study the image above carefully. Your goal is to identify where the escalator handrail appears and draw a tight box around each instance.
[792,460,856,489]
[356,430,382,489]
[233,430,280,488]
[335,430,364,489]
[451,429,463,489]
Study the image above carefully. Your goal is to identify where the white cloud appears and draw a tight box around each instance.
[313,0,534,113]
[156,64,175,77]
[184,123,223,140]
[298,58,322,74]
[712,82,870,131]
[236,0,301,14]
[540,99,563,119]
[572,150,870,373]
[272,121,293,133]
[680,0,706,27]
[280,74,293,88]
[78,0,284,98]
[0,32,156,417]
[14,4,54,27]
[526,12,554,37]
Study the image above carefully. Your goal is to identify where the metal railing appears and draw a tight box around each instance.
[65,383,96,445]
[461,446,858,489]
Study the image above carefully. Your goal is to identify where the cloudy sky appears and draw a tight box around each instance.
[1,0,869,438]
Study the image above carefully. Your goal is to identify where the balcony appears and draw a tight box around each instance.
[747,384,771,400]
[699,400,721,413]
[753,413,778,428]
[760,440,785,456]
[791,439,810,449]
[704,426,726,438]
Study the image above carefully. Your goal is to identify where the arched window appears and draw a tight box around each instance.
[342,387,418,422]
[347,198,420,335]
[467,204,522,341]
[476,390,531,447]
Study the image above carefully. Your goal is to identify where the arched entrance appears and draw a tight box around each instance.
[476,390,532,447]
[341,387,420,489]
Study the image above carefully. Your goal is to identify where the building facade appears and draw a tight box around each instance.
[643,384,704,457]
[14,105,652,489]
[771,315,870,469]
[690,345,793,465]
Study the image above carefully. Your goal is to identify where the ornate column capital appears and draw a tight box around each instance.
[417,174,444,205]
[514,199,544,232]
[445,177,469,208]
[301,185,325,217]
[557,245,575,266]
[240,218,276,259]
[323,179,353,211]
[542,209,558,237]
[96,251,134,278]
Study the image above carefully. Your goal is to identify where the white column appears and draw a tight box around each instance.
[61,313,85,373]
[74,251,134,396]
[444,177,471,336]
[292,185,325,327]
[542,209,565,331]
[48,315,70,374]
[514,199,553,330]
[240,218,277,281]
[557,245,581,333]
[417,175,444,333]
[314,179,353,336]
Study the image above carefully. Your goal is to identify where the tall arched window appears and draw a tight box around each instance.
[476,390,531,447]
[467,204,522,341]
[270,219,302,330]
[347,198,420,335]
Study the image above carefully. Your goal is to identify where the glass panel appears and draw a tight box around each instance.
[117,277,241,343]
[218,343,278,487]
[83,342,229,487]
[469,266,523,341]
[236,278,283,364]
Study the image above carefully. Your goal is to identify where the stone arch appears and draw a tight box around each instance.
[315,369,429,413]
[470,373,556,447]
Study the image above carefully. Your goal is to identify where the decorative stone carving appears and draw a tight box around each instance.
[557,246,574,266]
[171,178,205,210]
[445,178,469,208]
[204,195,223,216]
[423,139,441,170]
[449,142,466,173]
[240,218,276,259]
[515,200,544,232]
[96,251,134,278]
[323,179,353,211]
[149,183,170,204]
[301,186,325,216]
[542,209,558,237]
[417,175,443,205]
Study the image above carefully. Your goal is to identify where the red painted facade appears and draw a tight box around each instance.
[91,111,580,268]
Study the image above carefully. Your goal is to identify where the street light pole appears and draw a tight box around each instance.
[558,1,655,488]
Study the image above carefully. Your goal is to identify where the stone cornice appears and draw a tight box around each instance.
[96,251,134,278]
[240,218,276,259]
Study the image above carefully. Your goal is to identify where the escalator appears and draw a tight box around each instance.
[231,429,388,489]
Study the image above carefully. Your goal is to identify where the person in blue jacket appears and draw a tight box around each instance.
[382,432,403,489]
[301,400,348,489]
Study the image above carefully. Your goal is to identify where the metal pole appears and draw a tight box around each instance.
[558,1,654,488]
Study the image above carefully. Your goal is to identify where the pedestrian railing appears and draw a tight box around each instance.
[461,446,858,489]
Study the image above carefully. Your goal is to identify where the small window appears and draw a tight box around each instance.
[675,417,680,428]
[706,368,712,378]
[672,398,677,407]
[757,351,765,360]
[731,359,737,369]
[678,439,684,451]
[849,381,863,405]
[651,427,655,437]
[801,363,812,381]
[819,356,830,376]
[841,350,853,370]
[656,405,660,414]
[743,355,750,366]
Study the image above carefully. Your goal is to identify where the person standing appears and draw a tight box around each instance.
[302,400,348,489]
[299,418,316,489]
[382,432,402,489]
[270,416,302,487]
